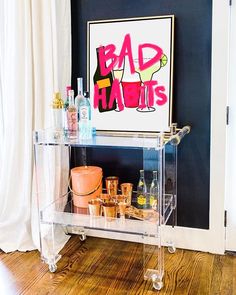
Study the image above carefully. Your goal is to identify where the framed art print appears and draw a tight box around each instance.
[87,15,174,133]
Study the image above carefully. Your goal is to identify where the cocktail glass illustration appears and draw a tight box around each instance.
[112,60,124,82]
[112,59,124,112]
[134,55,168,112]
[121,55,142,108]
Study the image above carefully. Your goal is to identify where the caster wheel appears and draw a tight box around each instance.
[168,246,176,254]
[49,264,57,273]
[153,281,163,290]
[80,234,86,241]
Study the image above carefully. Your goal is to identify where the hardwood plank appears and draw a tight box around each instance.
[1,236,236,295]
[220,255,234,295]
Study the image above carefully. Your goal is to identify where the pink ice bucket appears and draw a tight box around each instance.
[71,166,103,208]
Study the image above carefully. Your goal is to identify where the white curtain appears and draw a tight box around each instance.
[0,0,71,252]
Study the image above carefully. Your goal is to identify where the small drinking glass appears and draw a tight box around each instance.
[114,194,128,218]
[99,193,111,204]
[105,176,119,197]
[118,202,127,218]
[88,199,102,217]
[120,183,133,206]
[102,202,117,221]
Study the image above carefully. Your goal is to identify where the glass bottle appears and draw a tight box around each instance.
[136,170,147,209]
[75,77,84,121]
[52,92,64,130]
[93,46,116,112]
[66,89,77,138]
[63,86,71,131]
[150,170,159,210]
[64,86,71,110]
[78,91,92,139]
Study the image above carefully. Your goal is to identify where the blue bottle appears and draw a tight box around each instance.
[78,91,92,139]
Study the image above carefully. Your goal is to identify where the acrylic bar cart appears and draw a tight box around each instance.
[34,124,190,291]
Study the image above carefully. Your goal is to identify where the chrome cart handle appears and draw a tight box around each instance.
[170,125,191,146]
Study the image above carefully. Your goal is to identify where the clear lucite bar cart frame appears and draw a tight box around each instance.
[33,125,190,291]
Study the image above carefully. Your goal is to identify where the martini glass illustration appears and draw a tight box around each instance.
[134,55,168,112]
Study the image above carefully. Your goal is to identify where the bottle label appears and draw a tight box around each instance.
[137,195,146,206]
[79,106,88,122]
[67,111,77,131]
[97,78,111,89]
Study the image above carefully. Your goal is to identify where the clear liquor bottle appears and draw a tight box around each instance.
[66,89,78,138]
[78,91,92,139]
[136,169,147,209]
[75,77,84,122]
[64,86,71,110]
[63,86,71,131]
[150,170,159,210]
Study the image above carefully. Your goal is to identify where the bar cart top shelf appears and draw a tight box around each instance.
[33,125,190,149]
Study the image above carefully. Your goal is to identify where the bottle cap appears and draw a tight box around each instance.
[52,92,64,109]
[77,77,83,95]
[68,89,74,97]
[66,86,72,96]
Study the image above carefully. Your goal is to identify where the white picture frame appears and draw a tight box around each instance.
[87,15,174,133]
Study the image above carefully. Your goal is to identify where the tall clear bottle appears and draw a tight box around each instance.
[149,170,159,210]
[75,77,84,121]
[63,86,71,131]
[136,169,147,209]
[78,91,92,139]
[64,86,72,109]
[66,89,78,139]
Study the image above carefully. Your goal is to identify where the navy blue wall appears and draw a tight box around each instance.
[71,0,212,229]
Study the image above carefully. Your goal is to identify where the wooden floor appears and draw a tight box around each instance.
[0,235,236,295]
